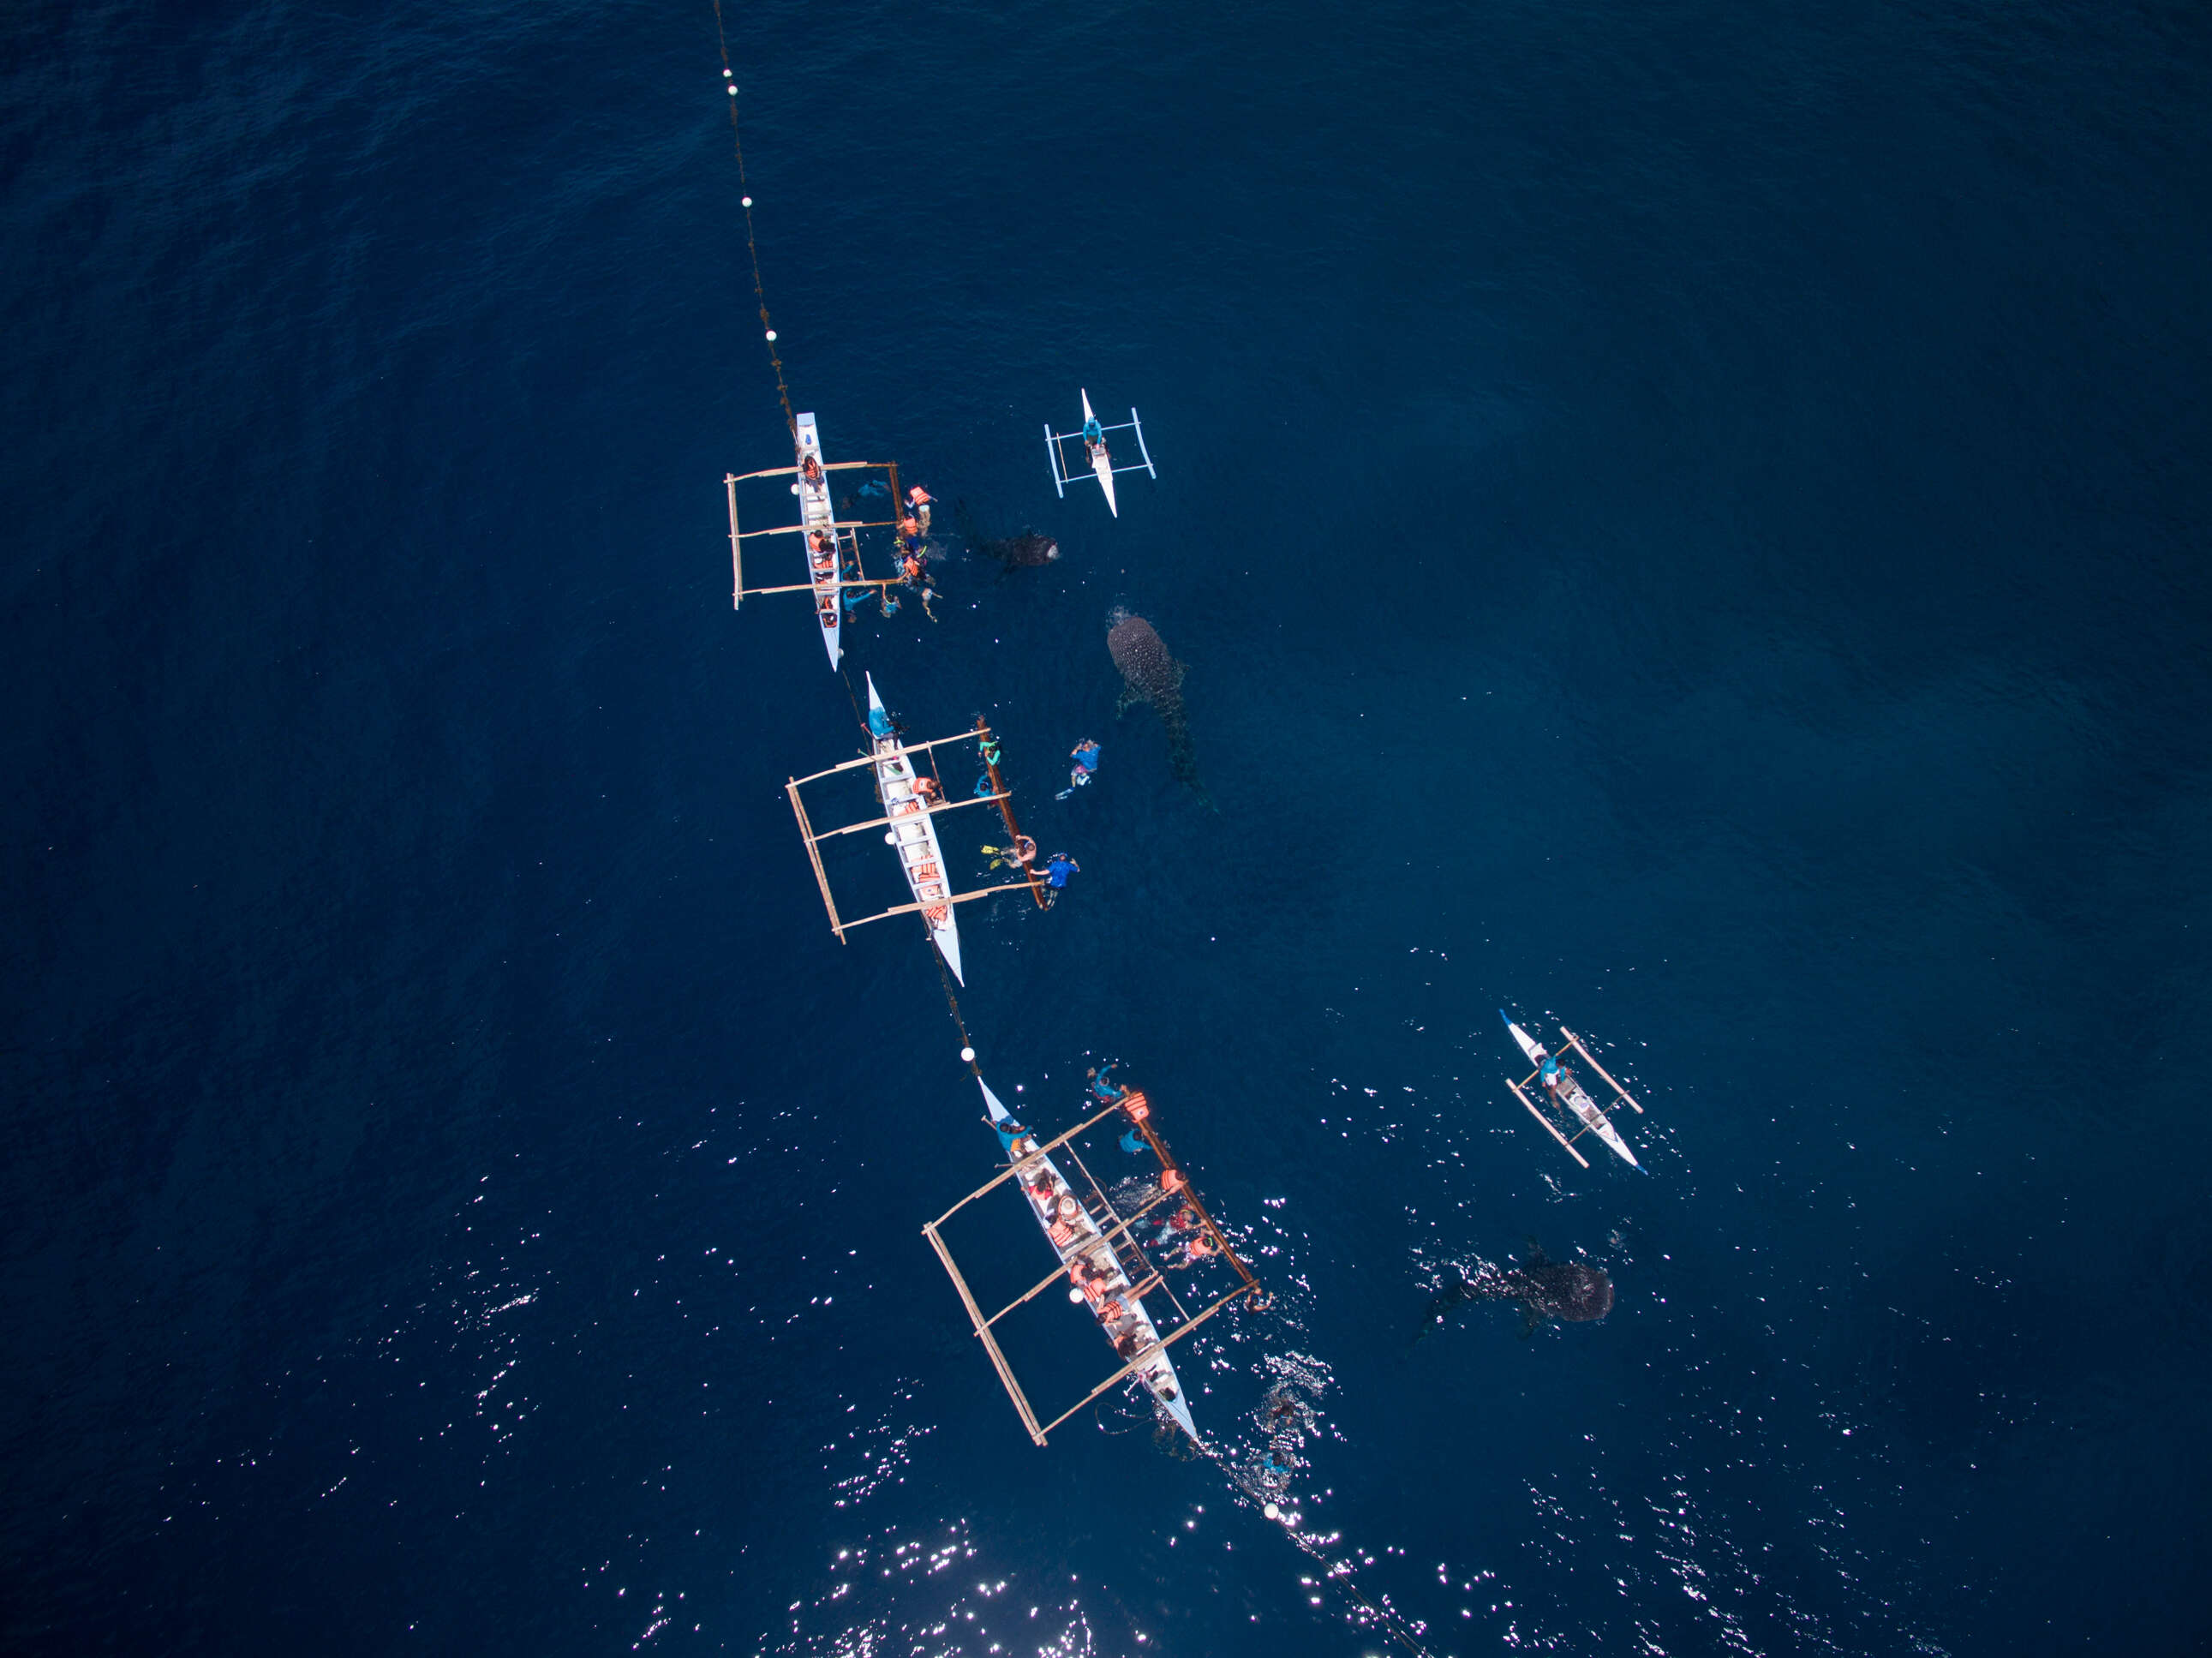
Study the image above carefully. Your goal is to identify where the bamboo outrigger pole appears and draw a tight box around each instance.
[1559,1027,1644,1112]
[1507,1075,1590,1167]
[921,1223,1046,1444]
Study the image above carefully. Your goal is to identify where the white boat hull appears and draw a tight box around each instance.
[978,1078,1198,1442]
[795,412,841,669]
[865,674,961,984]
[1080,389,1117,517]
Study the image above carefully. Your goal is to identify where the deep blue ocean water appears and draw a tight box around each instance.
[5,0,2210,1652]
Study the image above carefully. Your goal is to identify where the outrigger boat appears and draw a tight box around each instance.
[979,1078,1195,1438]
[922,1072,1268,1448]
[784,687,1049,983]
[1503,1012,1646,1169]
[864,673,961,980]
[723,412,909,669]
[1043,390,1156,517]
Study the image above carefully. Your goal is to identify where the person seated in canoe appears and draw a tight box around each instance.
[1082,412,1107,463]
[912,775,941,806]
[800,454,823,488]
[1538,1049,1582,1104]
[808,530,834,571]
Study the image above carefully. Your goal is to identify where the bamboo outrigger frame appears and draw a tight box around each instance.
[785,717,1049,943]
[724,457,906,608]
[1506,1025,1645,1169]
[922,1087,1268,1447]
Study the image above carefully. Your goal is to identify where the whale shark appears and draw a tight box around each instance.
[1418,1242,1614,1340]
[1107,608,1208,805]
[955,500,1059,569]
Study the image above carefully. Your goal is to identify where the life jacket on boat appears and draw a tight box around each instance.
[1119,1090,1150,1122]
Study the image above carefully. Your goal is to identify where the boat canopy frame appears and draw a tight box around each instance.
[1504,1025,1645,1169]
[724,457,907,609]
[921,1082,1267,1447]
[1043,408,1157,498]
[786,717,1050,942]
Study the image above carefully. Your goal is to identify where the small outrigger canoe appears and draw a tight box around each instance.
[978,1076,1198,1441]
[795,413,843,669]
[1503,1011,1642,1169]
[864,673,961,983]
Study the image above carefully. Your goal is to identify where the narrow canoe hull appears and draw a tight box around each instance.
[795,412,841,669]
[978,1078,1197,1442]
[865,674,962,984]
[1080,388,1118,517]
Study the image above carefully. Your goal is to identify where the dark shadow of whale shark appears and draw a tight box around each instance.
[1107,607,1210,806]
[954,500,1059,573]
[1417,1241,1615,1340]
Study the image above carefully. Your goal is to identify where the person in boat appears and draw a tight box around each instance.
[1538,1050,1580,1103]
[912,775,941,805]
[800,454,823,488]
[1043,852,1079,890]
[808,529,834,569]
[1067,738,1101,789]
[906,483,933,531]
[1082,412,1107,463]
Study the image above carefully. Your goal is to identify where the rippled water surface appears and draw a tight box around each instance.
[4,1,2209,1653]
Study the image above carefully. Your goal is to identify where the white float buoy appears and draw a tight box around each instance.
[960,1046,976,1062]
[723,69,732,77]
[1263,1502,1281,1521]
[884,831,896,845]
[764,329,776,342]
[726,85,737,95]
[1067,1288,1085,1304]
[741,195,752,207]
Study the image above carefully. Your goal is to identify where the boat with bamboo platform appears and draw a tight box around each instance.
[1502,1011,1646,1170]
[724,412,909,669]
[784,685,1048,985]
[922,1073,1267,1447]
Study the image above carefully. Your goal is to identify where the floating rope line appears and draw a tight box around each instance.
[1202,1450,1439,1658]
[933,947,983,1078]
[710,1,797,439]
